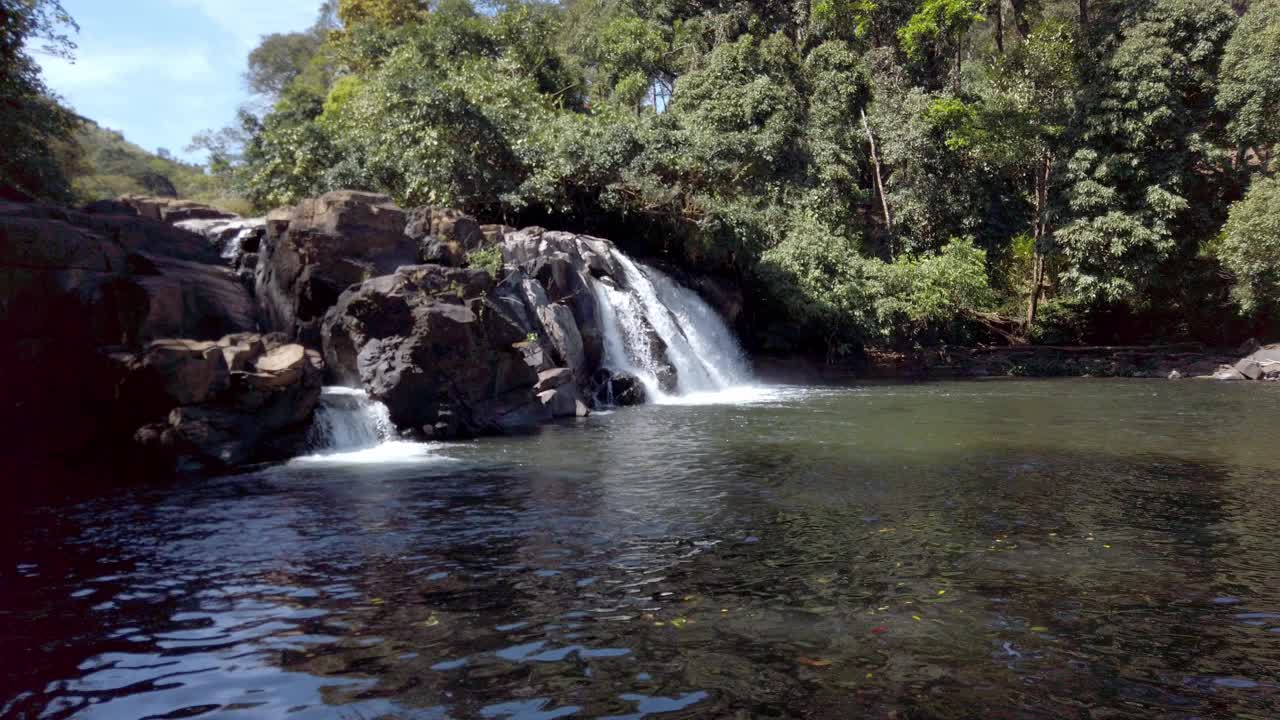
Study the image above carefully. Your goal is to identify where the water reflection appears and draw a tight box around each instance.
[3,380,1280,718]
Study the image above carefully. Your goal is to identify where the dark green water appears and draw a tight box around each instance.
[4,380,1280,719]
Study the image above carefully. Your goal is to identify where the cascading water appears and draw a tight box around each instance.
[293,387,449,467]
[591,248,754,403]
[306,387,394,453]
[174,218,264,260]
[222,224,261,260]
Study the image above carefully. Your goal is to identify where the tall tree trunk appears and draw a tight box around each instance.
[861,110,894,255]
[1078,0,1089,28]
[1009,0,1032,40]
[1026,253,1045,327]
[955,41,963,93]
[993,0,1005,53]
[1026,152,1054,327]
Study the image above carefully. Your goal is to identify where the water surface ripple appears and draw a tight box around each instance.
[3,380,1280,718]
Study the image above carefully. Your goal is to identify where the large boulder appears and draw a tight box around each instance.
[537,303,587,380]
[501,229,611,370]
[1234,344,1280,381]
[2,200,224,265]
[0,202,265,472]
[256,191,417,346]
[118,195,237,224]
[135,339,230,406]
[528,253,603,371]
[131,255,258,342]
[322,264,547,437]
[130,338,323,469]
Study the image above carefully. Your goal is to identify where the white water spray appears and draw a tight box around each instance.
[306,387,395,452]
[591,249,755,404]
[174,218,264,260]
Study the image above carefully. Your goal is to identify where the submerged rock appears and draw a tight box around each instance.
[588,369,647,407]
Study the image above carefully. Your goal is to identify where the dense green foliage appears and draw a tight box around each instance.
[1218,176,1280,316]
[0,0,79,201]
[199,0,1278,353]
[69,120,244,208]
[9,0,1277,353]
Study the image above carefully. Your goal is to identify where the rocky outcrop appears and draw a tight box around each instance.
[500,228,608,375]
[322,264,549,438]
[117,195,238,224]
[2,187,743,478]
[0,198,319,476]
[256,191,417,346]
[405,207,486,267]
[1230,343,1280,381]
[129,336,323,469]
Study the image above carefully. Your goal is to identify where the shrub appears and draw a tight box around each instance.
[1218,176,1280,317]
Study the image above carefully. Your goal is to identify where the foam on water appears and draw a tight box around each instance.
[289,441,452,467]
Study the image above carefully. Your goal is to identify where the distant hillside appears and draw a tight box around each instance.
[68,120,249,215]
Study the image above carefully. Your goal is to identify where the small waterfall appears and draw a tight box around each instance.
[592,249,753,402]
[307,387,394,452]
[222,224,261,260]
[174,218,264,261]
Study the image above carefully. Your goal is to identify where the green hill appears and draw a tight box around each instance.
[68,119,248,214]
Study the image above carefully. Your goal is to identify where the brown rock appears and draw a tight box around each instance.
[249,344,307,388]
[218,333,266,372]
[535,368,575,393]
[256,191,417,344]
[140,339,230,405]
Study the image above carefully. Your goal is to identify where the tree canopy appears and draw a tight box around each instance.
[6,0,1277,353]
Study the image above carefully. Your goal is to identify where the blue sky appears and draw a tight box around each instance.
[39,0,321,162]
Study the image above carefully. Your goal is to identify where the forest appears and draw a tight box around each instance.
[4,0,1279,356]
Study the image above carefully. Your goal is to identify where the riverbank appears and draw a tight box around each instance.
[756,341,1279,384]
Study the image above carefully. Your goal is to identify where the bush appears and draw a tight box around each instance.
[1218,176,1280,318]
[873,236,992,336]
[758,215,993,353]
[757,212,882,356]
[468,245,504,277]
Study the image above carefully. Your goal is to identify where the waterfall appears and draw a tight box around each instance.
[174,218,263,261]
[222,224,261,260]
[592,249,753,403]
[306,387,394,452]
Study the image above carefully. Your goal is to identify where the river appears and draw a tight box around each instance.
[3,379,1280,718]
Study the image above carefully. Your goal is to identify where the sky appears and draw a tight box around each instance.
[39,0,321,163]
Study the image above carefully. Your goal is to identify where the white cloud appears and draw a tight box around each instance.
[167,0,322,49]
[42,47,216,93]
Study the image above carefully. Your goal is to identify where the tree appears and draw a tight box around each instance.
[337,0,426,27]
[0,0,79,200]
[1057,0,1236,306]
[245,31,325,98]
[1219,0,1280,162]
[970,21,1081,324]
[898,0,984,91]
[1218,176,1280,317]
